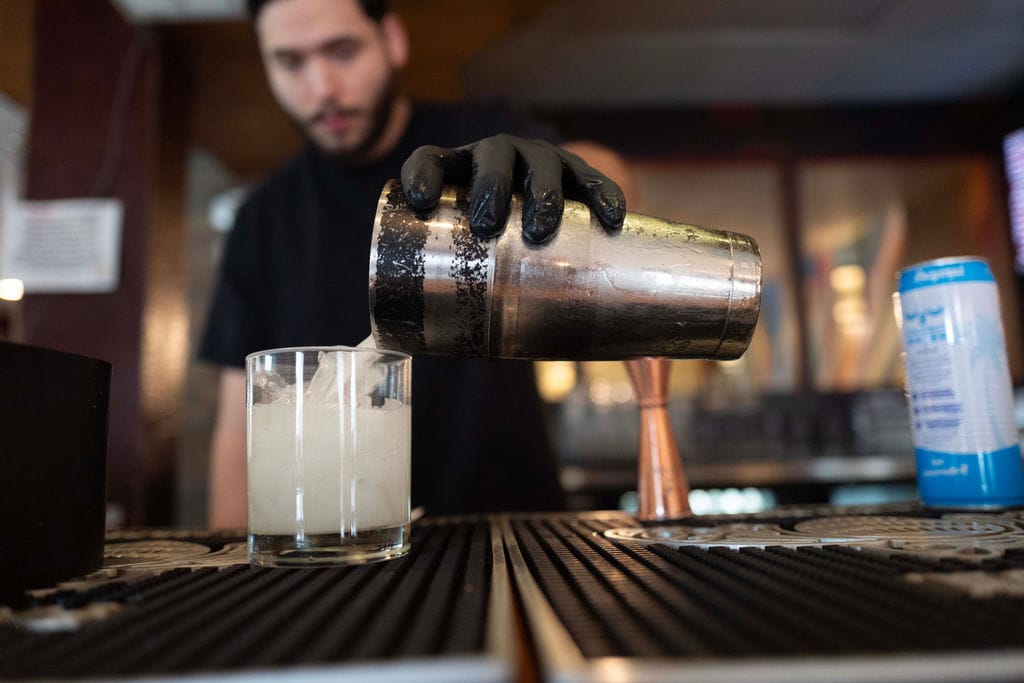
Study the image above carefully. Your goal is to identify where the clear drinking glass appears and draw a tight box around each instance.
[246,346,412,567]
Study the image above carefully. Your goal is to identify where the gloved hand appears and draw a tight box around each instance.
[400,134,626,244]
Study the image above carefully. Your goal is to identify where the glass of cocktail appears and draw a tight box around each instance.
[245,346,411,567]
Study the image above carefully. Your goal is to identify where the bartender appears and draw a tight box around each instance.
[199,0,633,526]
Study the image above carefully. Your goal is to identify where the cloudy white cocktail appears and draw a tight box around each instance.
[246,346,411,567]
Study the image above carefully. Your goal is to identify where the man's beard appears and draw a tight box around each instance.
[297,72,399,167]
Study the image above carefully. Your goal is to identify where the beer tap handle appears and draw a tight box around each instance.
[625,357,692,522]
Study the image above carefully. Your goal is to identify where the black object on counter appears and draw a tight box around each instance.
[0,522,494,680]
[0,341,110,598]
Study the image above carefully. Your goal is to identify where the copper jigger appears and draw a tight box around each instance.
[626,357,691,522]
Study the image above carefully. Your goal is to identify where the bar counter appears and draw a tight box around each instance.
[3,506,1024,682]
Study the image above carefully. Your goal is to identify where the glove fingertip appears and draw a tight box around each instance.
[470,220,503,240]
[401,151,445,211]
[523,215,559,244]
[401,182,430,208]
[523,226,557,245]
[469,201,504,239]
[469,176,514,239]
[594,192,627,231]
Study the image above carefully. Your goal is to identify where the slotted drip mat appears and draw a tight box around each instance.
[605,511,1024,560]
[0,519,510,681]
[504,508,1024,682]
[8,507,1024,682]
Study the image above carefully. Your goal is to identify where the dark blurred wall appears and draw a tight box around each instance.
[23,0,182,526]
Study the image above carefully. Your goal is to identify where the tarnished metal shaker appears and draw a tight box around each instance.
[369,180,762,360]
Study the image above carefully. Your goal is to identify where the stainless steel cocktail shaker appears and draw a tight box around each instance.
[369,180,761,360]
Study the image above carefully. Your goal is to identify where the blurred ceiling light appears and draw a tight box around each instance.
[535,361,577,402]
[588,378,614,407]
[110,0,244,23]
[610,380,634,404]
[0,278,24,301]
[830,264,866,293]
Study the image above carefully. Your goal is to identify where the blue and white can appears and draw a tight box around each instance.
[896,256,1024,508]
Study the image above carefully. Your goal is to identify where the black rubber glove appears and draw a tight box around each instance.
[400,134,626,244]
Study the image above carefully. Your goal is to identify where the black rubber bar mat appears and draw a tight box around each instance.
[504,511,1024,682]
[511,516,1024,656]
[0,519,509,681]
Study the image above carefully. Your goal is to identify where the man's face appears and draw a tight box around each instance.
[256,0,406,161]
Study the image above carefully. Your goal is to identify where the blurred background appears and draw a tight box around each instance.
[2,0,1024,525]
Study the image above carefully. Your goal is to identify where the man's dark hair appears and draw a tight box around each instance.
[246,0,389,22]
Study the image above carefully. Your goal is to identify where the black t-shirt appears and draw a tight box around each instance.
[199,102,565,514]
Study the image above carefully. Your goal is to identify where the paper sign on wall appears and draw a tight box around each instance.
[0,198,123,293]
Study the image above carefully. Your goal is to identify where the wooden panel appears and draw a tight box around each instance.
[137,47,192,525]
[24,0,159,525]
[159,1,561,177]
[161,23,300,178]
[394,0,559,103]
[0,0,34,105]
